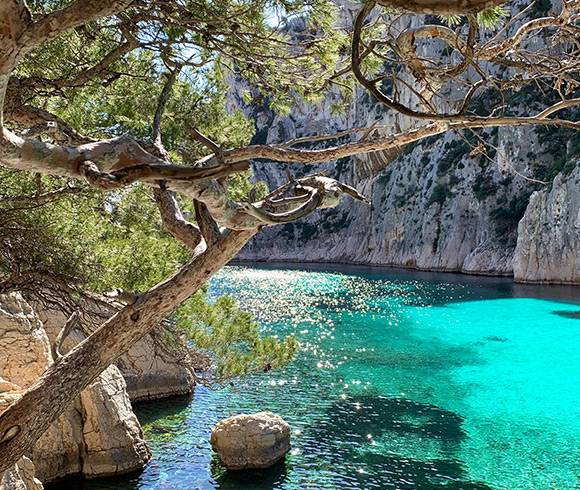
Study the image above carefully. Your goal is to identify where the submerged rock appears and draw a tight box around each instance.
[210,412,291,470]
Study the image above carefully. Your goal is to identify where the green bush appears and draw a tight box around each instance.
[438,140,469,175]
[490,195,531,238]
[473,174,499,201]
[428,183,450,206]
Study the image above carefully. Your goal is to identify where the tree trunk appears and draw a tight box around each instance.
[0,229,255,474]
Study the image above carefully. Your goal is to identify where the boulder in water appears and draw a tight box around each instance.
[210,412,291,470]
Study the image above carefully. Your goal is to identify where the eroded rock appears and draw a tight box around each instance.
[0,293,150,484]
[514,166,580,284]
[79,365,151,478]
[211,412,291,470]
[0,457,43,490]
[33,296,196,402]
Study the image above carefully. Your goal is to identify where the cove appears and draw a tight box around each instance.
[68,264,579,490]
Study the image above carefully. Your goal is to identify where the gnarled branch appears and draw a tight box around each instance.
[52,311,79,360]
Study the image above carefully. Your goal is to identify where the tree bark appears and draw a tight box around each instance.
[0,229,255,474]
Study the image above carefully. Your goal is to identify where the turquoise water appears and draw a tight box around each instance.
[66,265,579,489]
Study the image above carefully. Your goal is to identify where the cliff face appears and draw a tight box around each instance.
[514,166,580,284]
[239,122,579,282]
[33,296,197,403]
[0,293,151,487]
[230,3,580,285]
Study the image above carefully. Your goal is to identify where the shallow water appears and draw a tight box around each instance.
[61,264,579,490]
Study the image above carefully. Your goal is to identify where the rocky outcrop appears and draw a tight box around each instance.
[0,293,150,484]
[77,366,151,478]
[230,1,580,285]
[211,412,291,470]
[514,166,580,284]
[0,457,43,490]
[0,377,42,490]
[33,294,196,402]
[29,364,151,482]
[0,294,51,386]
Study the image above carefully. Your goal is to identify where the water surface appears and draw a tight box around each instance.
[69,264,580,490]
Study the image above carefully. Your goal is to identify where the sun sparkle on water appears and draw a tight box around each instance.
[71,264,580,490]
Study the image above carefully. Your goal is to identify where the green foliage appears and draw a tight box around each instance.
[321,208,350,232]
[23,0,343,115]
[86,185,191,293]
[0,169,295,380]
[225,172,269,202]
[531,0,552,17]
[439,14,462,27]
[0,172,188,294]
[428,183,450,206]
[490,195,530,238]
[376,169,393,186]
[439,6,507,28]
[477,6,509,28]
[438,140,469,176]
[535,158,579,184]
[468,89,503,116]
[0,171,96,284]
[473,174,499,201]
[174,290,298,379]
[533,127,580,183]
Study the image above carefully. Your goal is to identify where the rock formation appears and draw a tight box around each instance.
[229,1,579,285]
[0,293,151,485]
[32,293,197,402]
[211,412,291,470]
[0,457,43,490]
[514,166,580,284]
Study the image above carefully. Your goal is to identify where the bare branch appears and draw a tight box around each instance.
[16,107,93,145]
[19,0,134,51]
[52,311,80,360]
[240,187,323,224]
[194,200,222,246]
[190,128,222,156]
[152,67,182,149]
[153,188,202,250]
[0,184,84,205]
[209,115,579,167]
[351,1,580,123]
[536,98,580,119]
[77,159,250,189]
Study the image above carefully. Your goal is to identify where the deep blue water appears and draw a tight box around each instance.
[63,264,579,490]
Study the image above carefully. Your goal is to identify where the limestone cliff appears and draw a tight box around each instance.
[0,457,42,490]
[0,293,151,486]
[230,2,580,285]
[514,166,580,284]
[32,293,197,402]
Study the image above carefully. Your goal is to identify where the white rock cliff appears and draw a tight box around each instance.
[0,293,151,487]
[230,0,579,285]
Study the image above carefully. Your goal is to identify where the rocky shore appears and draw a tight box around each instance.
[0,292,198,489]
